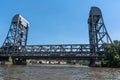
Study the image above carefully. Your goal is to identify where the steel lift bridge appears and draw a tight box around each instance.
[0,7,112,64]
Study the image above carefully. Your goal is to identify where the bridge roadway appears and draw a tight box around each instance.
[0,44,105,60]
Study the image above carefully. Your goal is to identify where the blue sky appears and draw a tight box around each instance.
[0,0,120,45]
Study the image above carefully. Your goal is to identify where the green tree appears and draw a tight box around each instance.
[105,40,120,67]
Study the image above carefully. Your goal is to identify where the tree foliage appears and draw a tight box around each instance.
[105,40,120,67]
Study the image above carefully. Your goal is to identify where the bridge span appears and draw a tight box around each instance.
[0,44,105,60]
[0,6,112,64]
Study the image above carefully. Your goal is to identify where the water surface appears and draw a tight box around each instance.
[0,64,120,80]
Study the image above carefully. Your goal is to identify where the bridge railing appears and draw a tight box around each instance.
[25,44,90,53]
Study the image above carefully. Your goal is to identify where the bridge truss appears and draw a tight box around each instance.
[88,7,112,56]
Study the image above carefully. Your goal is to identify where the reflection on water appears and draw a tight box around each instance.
[0,64,120,80]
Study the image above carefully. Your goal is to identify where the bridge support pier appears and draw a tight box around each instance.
[0,57,9,64]
[89,59,101,67]
[12,58,27,65]
[0,56,9,61]
[89,59,95,66]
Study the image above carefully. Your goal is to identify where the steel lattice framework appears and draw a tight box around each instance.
[0,7,112,60]
[88,7,112,56]
[8,44,104,60]
[1,14,29,54]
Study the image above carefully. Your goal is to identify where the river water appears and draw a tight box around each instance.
[0,64,120,80]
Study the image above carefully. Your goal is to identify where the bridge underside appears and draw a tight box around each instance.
[11,55,105,60]
[0,54,105,60]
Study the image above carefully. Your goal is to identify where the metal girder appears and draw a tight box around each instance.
[25,44,90,53]
[1,14,29,54]
[0,44,105,60]
[88,7,112,55]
